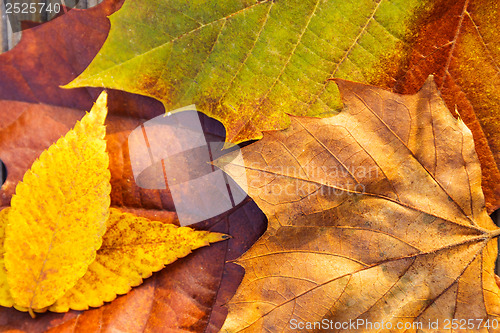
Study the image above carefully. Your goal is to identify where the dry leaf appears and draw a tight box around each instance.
[0,207,228,314]
[0,202,265,333]
[0,0,124,111]
[4,92,110,312]
[219,77,500,332]
[0,101,266,332]
[49,208,228,312]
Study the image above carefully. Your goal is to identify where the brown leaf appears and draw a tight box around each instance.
[220,77,500,332]
[0,1,266,331]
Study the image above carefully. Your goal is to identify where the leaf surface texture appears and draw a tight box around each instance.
[4,92,110,311]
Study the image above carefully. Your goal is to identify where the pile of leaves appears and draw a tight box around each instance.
[0,0,499,332]
[0,91,228,318]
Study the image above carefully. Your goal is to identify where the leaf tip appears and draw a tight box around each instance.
[86,91,109,127]
[60,78,82,90]
[209,232,231,243]
[95,90,108,110]
[214,150,241,171]
[421,74,438,92]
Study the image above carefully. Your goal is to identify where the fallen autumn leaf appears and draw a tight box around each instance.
[4,92,110,313]
[219,77,500,332]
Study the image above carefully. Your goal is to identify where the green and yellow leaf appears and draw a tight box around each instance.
[65,0,435,144]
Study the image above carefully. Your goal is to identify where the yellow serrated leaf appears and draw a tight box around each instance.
[4,92,111,311]
[48,208,229,312]
[0,208,13,308]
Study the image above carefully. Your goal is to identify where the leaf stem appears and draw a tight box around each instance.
[489,228,500,239]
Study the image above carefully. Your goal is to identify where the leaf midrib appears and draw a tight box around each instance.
[233,161,484,233]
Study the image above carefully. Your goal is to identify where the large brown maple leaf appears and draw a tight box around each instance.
[220,78,500,332]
